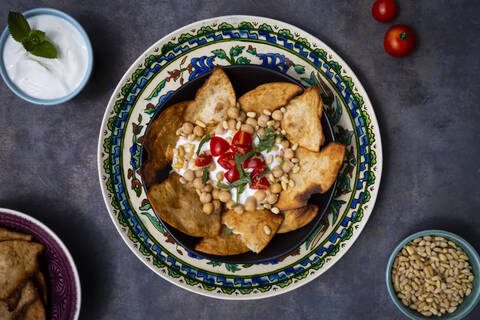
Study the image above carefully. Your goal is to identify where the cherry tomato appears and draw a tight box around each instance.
[242,153,265,169]
[225,167,240,183]
[372,0,397,23]
[210,136,230,156]
[194,153,212,167]
[231,131,252,155]
[384,24,416,57]
[250,167,270,190]
[217,152,236,170]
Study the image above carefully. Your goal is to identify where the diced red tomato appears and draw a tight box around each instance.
[225,167,240,183]
[217,152,236,170]
[194,153,212,167]
[249,166,270,189]
[242,153,265,169]
[231,131,252,155]
[210,136,230,156]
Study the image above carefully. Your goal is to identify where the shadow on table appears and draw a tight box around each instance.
[0,196,111,318]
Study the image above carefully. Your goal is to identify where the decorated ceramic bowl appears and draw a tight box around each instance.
[140,64,337,264]
[0,8,93,105]
[0,208,81,320]
[386,230,480,320]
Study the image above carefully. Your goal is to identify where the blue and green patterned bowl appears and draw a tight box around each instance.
[386,230,480,320]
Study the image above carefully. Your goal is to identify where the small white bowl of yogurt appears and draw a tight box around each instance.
[0,8,93,105]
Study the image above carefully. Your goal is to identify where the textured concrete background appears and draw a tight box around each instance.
[1,0,479,319]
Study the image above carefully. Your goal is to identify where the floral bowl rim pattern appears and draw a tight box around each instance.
[98,15,383,299]
[386,230,480,320]
[0,207,81,319]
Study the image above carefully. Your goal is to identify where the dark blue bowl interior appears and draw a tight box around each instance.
[141,65,337,264]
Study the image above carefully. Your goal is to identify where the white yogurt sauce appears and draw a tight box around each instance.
[2,14,89,100]
[173,131,284,205]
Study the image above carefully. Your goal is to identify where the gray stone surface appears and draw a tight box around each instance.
[0,0,479,319]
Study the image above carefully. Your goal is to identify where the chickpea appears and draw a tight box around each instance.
[218,190,231,203]
[272,166,283,178]
[182,122,194,134]
[254,190,266,202]
[215,125,226,135]
[272,110,283,121]
[212,199,221,213]
[239,112,247,122]
[195,169,203,178]
[266,193,278,204]
[234,205,245,214]
[246,118,257,127]
[202,184,213,192]
[202,203,213,215]
[257,128,265,136]
[282,160,293,173]
[193,178,204,189]
[241,124,254,134]
[193,126,204,137]
[281,140,290,148]
[273,120,281,129]
[226,200,235,209]
[245,197,257,211]
[183,170,194,182]
[228,119,236,131]
[212,189,219,199]
[216,171,224,181]
[258,114,269,127]
[271,183,282,193]
[284,148,294,159]
[227,107,240,119]
[200,192,212,204]
[209,162,216,171]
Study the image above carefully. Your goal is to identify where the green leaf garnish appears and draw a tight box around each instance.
[256,128,283,152]
[7,11,57,59]
[223,228,233,235]
[257,168,271,179]
[196,133,211,155]
[8,11,30,42]
[202,166,209,184]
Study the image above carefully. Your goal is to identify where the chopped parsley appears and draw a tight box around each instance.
[202,166,209,184]
[196,133,211,155]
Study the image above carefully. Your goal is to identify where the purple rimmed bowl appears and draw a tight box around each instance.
[0,208,81,320]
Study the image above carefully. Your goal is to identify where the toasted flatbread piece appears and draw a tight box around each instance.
[22,298,46,320]
[281,86,325,151]
[0,241,43,300]
[278,205,319,234]
[141,101,189,187]
[34,272,47,305]
[183,67,236,126]
[0,281,38,320]
[195,226,249,256]
[238,82,302,113]
[276,143,346,210]
[222,209,283,253]
[148,173,221,237]
[0,227,32,242]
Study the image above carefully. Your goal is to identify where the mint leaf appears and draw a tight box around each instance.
[28,40,57,59]
[202,166,209,184]
[8,11,30,42]
[196,133,211,155]
[29,30,45,45]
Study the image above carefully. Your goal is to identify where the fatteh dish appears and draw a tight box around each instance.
[142,67,345,256]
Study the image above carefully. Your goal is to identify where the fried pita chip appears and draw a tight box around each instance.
[281,86,325,151]
[141,101,189,187]
[277,205,319,234]
[195,226,249,256]
[276,143,346,210]
[183,67,236,126]
[22,298,46,320]
[33,272,47,305]
[238,82,302,114]
[0,227,32,242]
[148,173,221,237]
[222,209,283,253]
[0,241,43,300]
[0,281,38,320]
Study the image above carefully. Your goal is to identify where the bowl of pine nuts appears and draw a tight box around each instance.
[386,230,480,319]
